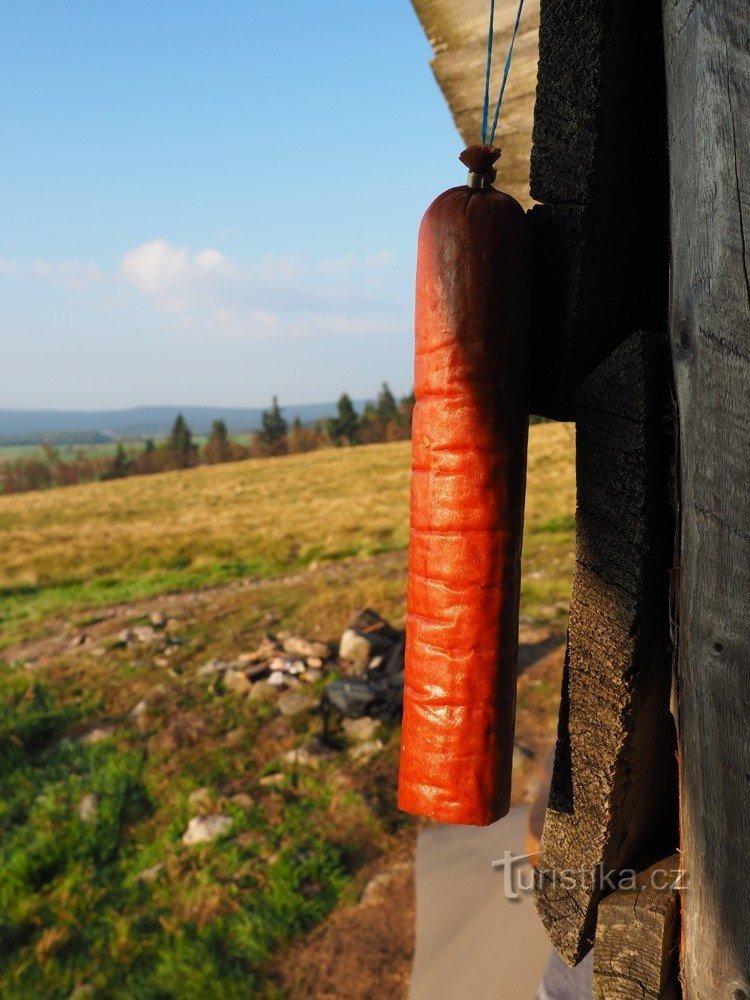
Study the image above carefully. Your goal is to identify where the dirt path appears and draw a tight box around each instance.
[3,550,408,666]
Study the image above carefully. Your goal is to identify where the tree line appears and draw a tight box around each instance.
[0,384,415,495]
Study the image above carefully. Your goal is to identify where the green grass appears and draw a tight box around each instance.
[0,672,358,999]
[0,427,575,645]
[0,425,576,994]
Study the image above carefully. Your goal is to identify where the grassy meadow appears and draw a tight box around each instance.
[0,425,575,998]
[0,426,575,645]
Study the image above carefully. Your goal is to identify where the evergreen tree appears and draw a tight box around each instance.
[210,419,228,444]
[259,397,288,450]
[204,419,231,464]
[111,443,131,478]
[330,393,360,445]
[167,414,196,468]
[375,382,398,425]
[398,390,416,435]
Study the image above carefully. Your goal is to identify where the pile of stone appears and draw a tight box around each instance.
[197,631,334,698]
[195,610,403,715]
[116,610,181,651]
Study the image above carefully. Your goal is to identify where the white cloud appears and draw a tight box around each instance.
[196,247,230,273]
[0,253,103,289]
[251,309,279,328]
[121,240,190,293]
[0,254,20,275]
[119,239,235,314]
[1,238,404,342]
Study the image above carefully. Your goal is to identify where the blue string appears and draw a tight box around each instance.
[482,0,527,147]
[480,0,496,145]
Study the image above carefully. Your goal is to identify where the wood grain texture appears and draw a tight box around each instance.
[593,854,681,1000]
[411,0,539,208]
[534,332,678,965]
[662,2,750,996]
[528,0,669,419]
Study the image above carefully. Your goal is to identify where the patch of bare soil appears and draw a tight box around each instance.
[268,856,416,1000]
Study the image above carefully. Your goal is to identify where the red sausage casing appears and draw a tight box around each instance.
[398,146,531,826]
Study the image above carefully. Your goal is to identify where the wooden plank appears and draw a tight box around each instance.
[534,332,678,965]
[528,0,669,419]
[593,854,681,1000]
[662,1,750,996]
[411,0,539,208]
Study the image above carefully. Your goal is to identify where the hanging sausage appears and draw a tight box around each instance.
[397,0,531,827]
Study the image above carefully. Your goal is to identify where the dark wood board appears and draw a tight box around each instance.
[534,332,678,965]
[662,0,750,995]
[528,0,669,419]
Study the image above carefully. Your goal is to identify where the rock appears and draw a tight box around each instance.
[258,772,286,788]
[301,668,324,684]
[77,793,98,823]
[306,656,324,669]
[187,787,213,810]
[277,692,317,717]
[223,727,245,745]
[135,862,164,884]
[267,656,292,673]
[283,738,335,769]
[182,814,233,846]
[343,716,380,742]
[70,632,87,647]
[241,661,270,680]
[197,658,229,678]
[267,669,288,687]
[153,655,170,668]
[248,680,279,703]
[149,611,167,628]
[130,700,148,719]
[241,636,280,662]
[132,625,158,645]
[230,793,254,810]
[223,669,251,694]
[91,647,107,658]
[82,725,115,745]
[339,629,375,670]
[349,739,384,761]
[281,636,331,660]
[117,628,134,646]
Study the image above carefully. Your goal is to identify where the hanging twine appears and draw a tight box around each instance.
[480,0,527,147]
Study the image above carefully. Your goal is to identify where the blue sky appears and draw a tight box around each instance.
[0,1,462,410]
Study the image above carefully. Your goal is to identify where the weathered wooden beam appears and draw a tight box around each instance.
[534,332,678,965]
[662,1,750,996]
[528,0,669,419]
[593,854,681,1000]
[410,0,539,208]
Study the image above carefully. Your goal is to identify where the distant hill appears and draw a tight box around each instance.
[0,402,369,442]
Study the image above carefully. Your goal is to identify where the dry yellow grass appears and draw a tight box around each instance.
[0,424,575,637]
